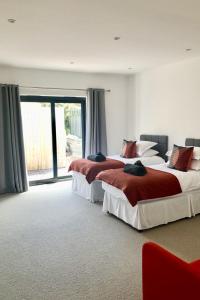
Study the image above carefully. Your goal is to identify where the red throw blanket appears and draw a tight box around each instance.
[68,158,125,184]
[97,167,182,207]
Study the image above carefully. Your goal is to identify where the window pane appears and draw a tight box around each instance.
[55,103,83,177]
[21,102,53,181]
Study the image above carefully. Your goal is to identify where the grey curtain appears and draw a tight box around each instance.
[0,84,28,193]
[85,88,107,156]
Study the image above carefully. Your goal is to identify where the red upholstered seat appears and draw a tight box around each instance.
[142,242,200,300]
[190,260,200,275]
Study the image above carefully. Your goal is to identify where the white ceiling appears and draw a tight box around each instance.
[1,0,200,74]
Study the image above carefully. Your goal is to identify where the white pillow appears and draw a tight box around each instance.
[136,141,157,156]
[139,149,159,157]
[166,147,200,160]
[190,160,200,170]
[192,147,200,160]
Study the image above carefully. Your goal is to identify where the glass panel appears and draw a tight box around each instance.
[55,103,83,177]
[21,102,53,181]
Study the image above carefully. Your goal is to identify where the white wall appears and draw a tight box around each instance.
[3,56,200,157]
[127,57,200,148]
[0,66,128,154]
[127,75,136,139]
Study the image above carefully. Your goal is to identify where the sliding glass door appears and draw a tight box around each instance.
[21,96,86,184]
[55,103,84,177]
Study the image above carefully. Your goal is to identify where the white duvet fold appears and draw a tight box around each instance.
[107,154,164,166]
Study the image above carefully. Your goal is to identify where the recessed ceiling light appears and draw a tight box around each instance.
[185,48,192,51]
[8,18,16,23]
[114,36,120,40]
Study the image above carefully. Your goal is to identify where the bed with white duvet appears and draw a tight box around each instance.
[102,138,200,230]
[102,163,200,230]
[71,134,168,203]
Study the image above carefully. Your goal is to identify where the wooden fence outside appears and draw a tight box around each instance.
[21,103,82,171]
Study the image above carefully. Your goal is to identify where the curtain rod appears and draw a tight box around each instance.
[19,85,111,92]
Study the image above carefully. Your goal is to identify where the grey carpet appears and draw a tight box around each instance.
[0,181,200,300]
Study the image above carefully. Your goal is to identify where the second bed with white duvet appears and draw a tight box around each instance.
[102,163,200,230]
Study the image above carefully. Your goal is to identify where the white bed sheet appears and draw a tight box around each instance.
[71,155,165,202]
[102,164,200,230]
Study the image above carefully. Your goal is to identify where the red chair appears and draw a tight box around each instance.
[142,242,200,300]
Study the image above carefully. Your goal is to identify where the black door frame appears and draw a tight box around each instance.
[21,95,86,185]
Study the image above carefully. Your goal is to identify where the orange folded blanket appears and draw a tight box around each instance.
[97,167,182,206]
[69,158,125,184]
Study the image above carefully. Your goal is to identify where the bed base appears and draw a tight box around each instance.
[71,171,104,202]
[102,184,200,230]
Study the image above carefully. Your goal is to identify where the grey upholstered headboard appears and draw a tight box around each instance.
[185,138,200,147]
[140,134,168,161]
